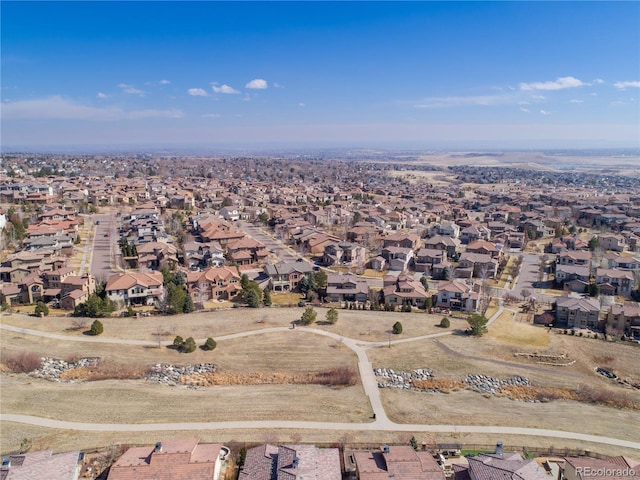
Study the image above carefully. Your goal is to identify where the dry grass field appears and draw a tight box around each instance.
[0,309,469,344]
[0,374,371,424]
[381,388,640,444]
[2,308,639,456]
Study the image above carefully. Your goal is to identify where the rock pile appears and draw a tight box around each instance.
[146,363,217,386]
[30,357,99,382]
[374,368,433,389]
[464,374,530,394]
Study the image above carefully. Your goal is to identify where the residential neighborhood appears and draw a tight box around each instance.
[1,153,639,477]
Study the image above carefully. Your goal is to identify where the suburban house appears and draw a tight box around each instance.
[466,239,502,258]
[557,250,592,266]
[414,248,447,273]
[554,265,591,285]
[350,445,445,480]
[555,296,601,329]
[136,242,179,271]
[239,444,341,480]
[322,241,367,268]
[59,274,96,310]
[382,246,414,271]
[460,224,491,244]
[436,280,479,313]
[264,261,313,292]
[183,240,225,270]
[0,449,81,480]
[423,235,462,259]
[382,273,429,309]
[595,268,634,296]
[107,439,229,480]
[185,266,242,302]
[326,272,369,303]
[598,233,628,252]
[452,450,549,480]
[105,272,164,306]
[227,237,268,266]
[456,252,498,279]
[560,455,640,480]
[607,302,640,336]
[382,232,422,250]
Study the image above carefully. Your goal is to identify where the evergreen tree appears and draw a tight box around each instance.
[90,319,104,336]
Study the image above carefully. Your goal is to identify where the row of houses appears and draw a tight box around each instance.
[554,295,640,335]
[4,439,637,480]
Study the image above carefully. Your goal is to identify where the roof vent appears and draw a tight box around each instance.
[383,445,390,454]
[154,442,163,453]
[292,457,299,468]
[1,458,10,470]
[495,441,503,456]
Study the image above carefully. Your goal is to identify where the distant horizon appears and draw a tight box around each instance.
[2,2,639,149]
[2,142,639,157]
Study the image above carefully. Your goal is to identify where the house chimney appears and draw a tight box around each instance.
[495,442,503,456]
[1,458,10,470]
[154,442,163,453]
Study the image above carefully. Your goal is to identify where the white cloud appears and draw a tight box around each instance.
[202,113,221,118]
[520,107,530,113]
[273,82,283,88]
[242,95,252,102]
[520,76,586,91]
[593,78,604,84]
[531,95,546,101]
[1,96,183,120]
[539,109,551,115]
[117,83,146,95]
[298,102,306,107]
[188,88,209,97]
[159,79,171,85]
[570,99,584,104]
[211,83,240,94]
[96,92,107,99]
[614,81,640,90]
[245,78,267,89]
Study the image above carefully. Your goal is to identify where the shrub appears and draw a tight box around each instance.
[2,350,42,373]
[203,337,217,351]
[401,304,412,313]
[173,335,184,349]
[34,301,49,317]
[300,306,317,325]
[440,317,450,328]
[126,306,135,317]
[90,319,104,336]
[325,308,338,325]
[392,321,403,334]
[182,337,197,353]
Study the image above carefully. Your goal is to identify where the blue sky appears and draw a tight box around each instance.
[2,1,639,149]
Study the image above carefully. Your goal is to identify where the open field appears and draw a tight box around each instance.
[0,329,357,375]
[381,389,640,444]
[0,309,469,344]
[2,309,639,456]
[487,310,551,348]
[0,374,371,424]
